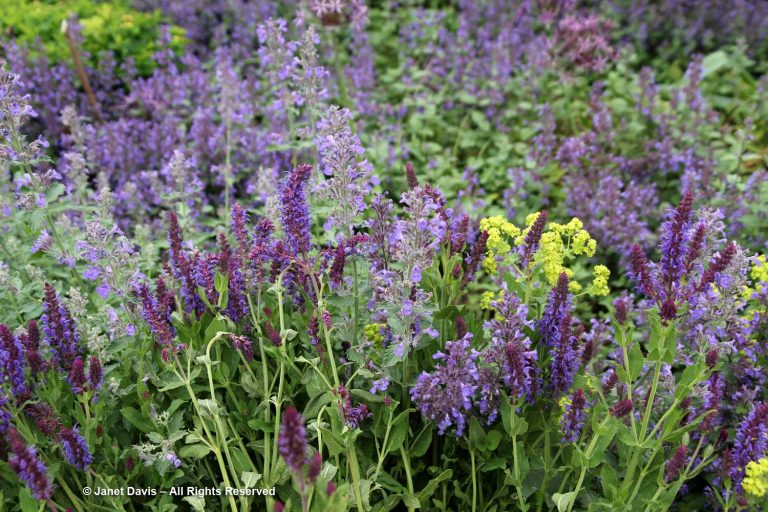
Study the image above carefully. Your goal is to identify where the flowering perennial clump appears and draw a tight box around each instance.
[0,3,768,512]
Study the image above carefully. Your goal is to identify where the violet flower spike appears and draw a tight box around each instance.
[278,406,307,473]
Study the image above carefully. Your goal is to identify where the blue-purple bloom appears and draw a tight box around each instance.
[410,334,481,436]
[41,283,80,372]
[7,428,54,500]
[370,378,389,395]
[484,291,539,402]
[561,389,588,443]
[278,406,307,473]
[538,273,572,348]
[550,314,580,397]
[729,402,768,491]
[280,164,313,255]
[61,426,92,471]
[0,323,28,397]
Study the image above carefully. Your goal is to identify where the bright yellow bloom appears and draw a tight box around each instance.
[568,280,582,293]
[481,291,495,310]
[590,265,611,296]
[743,457,768,498]
[479,216,520,275]
[537,231,567,285]
[364,323,386,346]
[480,290,504,311]
[572,229,597,257]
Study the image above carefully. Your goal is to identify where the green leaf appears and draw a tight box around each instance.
[416,469,453,503]
[410,427,432,458]
[387,410,411,453]
[120,407,155,433]
[182,496,206,512]
[468,417,485,450]
[320,428,346,457]
[402,494,421,508]
[179,444,212,459]
[18,487,38,512]
[552,492,576,512]
[628,343,644,381]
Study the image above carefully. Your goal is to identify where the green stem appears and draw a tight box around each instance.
[566,417,610,512]
[347,445,366,511]
[620,360,663,497]
[400,445,416,512]
[470,448,477,512]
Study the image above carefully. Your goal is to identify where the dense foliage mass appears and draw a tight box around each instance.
[1,1,768,511]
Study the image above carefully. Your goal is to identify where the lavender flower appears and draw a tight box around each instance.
[308,451,322,484]
[410,334,481,436]
[41,283,80,372]
[539,272,572,348]
[61,426,92,471]
[483,291,539,402]
[68,357,87,395]
[136,282,176,355]
[7,429,53,500]
[730,402,768,490]
[315,106,372,231]
[0,323,27,397]
[230,335,254,362]
[611,399,633,418]
[561,389,588,443]
[280,164,313,255]
[339,385,371,428]
[278,406,307,473]
[88,356,103,391]
[550,314,580,397]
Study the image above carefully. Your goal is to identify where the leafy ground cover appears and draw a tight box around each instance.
[1,1,768,511]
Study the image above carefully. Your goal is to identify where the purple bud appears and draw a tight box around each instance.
[278,406,307,473]
[7,429,53,500]
[611,399,633,418]
[665,446,687,482]
[308,452,322,484]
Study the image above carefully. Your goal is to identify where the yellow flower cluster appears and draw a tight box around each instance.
[479,216,521,274]
[742,254,768,299]
[590,265,611,296]
[481,290,505,311]
[743,457,768,498]
[363,323,387,347]
[476,214,602,295]
[536,218,597,292]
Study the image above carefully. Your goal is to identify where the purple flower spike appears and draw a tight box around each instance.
[539,272,572,348]
[280,164,313,255]
[68,357,87,395]
[665,446,687,482]
[61,426,92,471]
[561,389,588,443]
[0,323,28,397]
[7,429,54,500]
[278,406,307,473]
[41,283,80,372]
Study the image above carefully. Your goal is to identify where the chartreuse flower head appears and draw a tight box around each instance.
[479,216,521,274]
[590,265,611,296]
[743,457,768,498]
[364,323,386,347]
[742,254,768,300]
[536,218,597,293]
[481,289,505,311]
[477,214,604,294]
